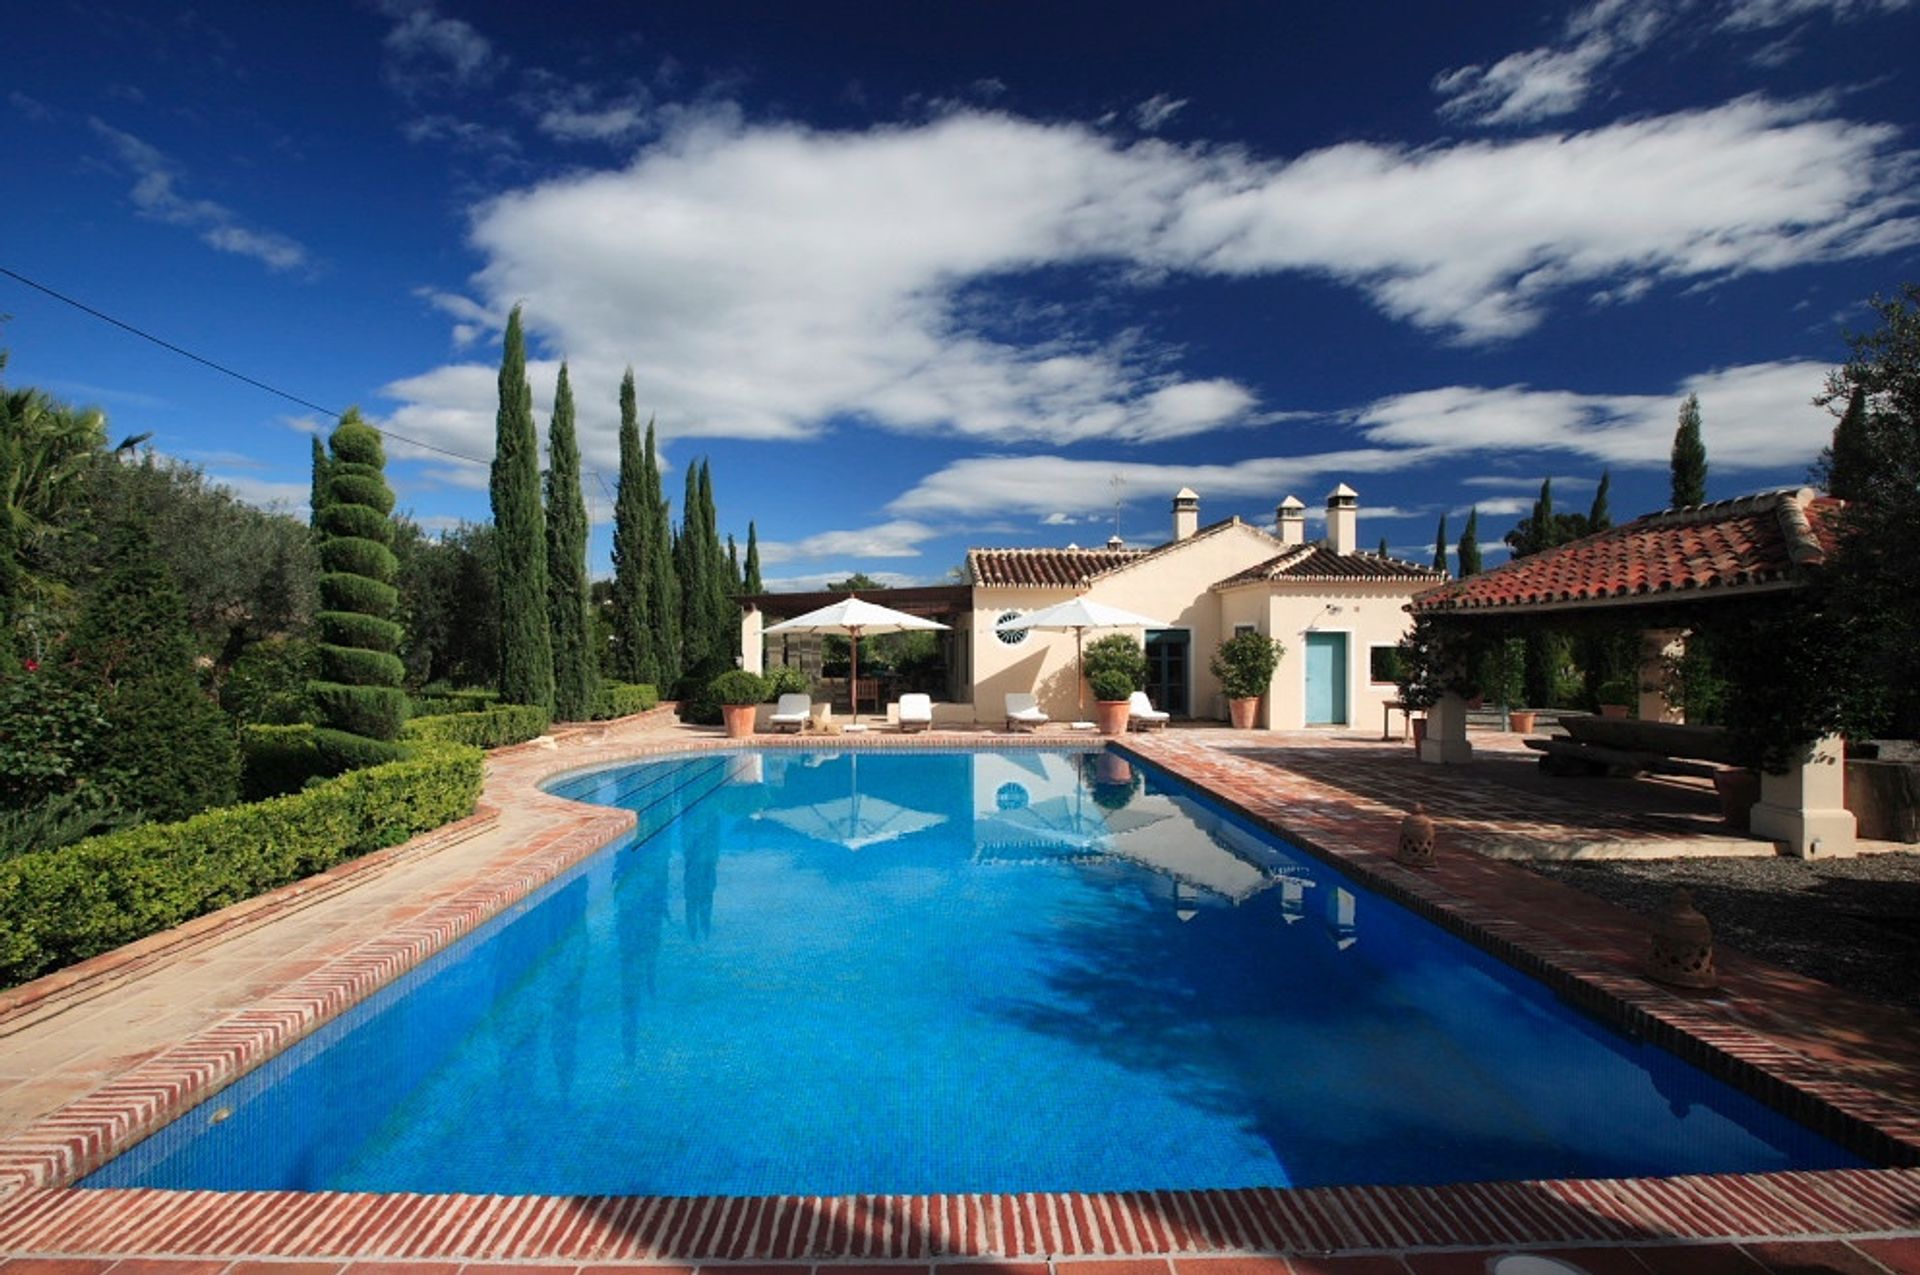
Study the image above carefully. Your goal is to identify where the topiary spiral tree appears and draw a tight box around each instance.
[309,409,407,746]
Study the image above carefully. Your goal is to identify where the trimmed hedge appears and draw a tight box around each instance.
[327,472,396,515]
[317,501,390,545]
[401,703,550,749]
[0,741,483,988]
[318,611,404,653]
[318,572,399,618]
[310,682,408,741]
[592,681,659,720]
[240,723,404,800]
[319,535,398,582]
[318,644,407,688]
[410,687,500,717]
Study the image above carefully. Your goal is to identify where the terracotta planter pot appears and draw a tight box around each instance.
[1095,699,1132,735]
[721,703,758,738]
[1508,710,1537,734]
[1599,703,1631,719]
[1713,768,1761,832]
[1411,717,1429,748]
[1227,696,1260,730]
[1097,754,1134,785]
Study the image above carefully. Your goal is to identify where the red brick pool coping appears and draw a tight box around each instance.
[1,726,1916,1267]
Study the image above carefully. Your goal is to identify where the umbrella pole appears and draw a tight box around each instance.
[849,625,860,725]
[1076,627,1085,712]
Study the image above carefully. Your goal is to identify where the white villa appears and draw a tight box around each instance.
[743,486,1446,729]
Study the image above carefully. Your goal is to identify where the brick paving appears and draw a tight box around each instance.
[0,717,1916,1271]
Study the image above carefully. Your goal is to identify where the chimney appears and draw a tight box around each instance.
[1326,483,1358,555]
[1106,533,1124,549]
[1276,495,1306,546]
[1171,487,1200,541]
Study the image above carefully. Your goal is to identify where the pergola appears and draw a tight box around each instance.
[1406,487,1854,856]
[737,584,974,707]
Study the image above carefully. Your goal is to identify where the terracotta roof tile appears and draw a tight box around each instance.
[1411,488,1842,615]
[968,516,1269,587]
[1215,546,1450,587]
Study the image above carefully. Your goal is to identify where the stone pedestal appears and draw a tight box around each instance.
[1750,733,1857,857]
[1639,629,1685,724]
[740,605,764,674]
[1417,692,1474,764]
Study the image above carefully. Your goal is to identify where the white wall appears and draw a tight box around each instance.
[1213,582,1427,730]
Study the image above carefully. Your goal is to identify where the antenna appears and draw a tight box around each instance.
[1109,473,1125,541]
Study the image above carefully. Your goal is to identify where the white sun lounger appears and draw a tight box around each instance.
[1128,691,1170,730]
[1005,692,1050,732]
[897,693,933,732]
[769,693,812,733]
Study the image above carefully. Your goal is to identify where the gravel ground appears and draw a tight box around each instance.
[1526,852,1920,1013]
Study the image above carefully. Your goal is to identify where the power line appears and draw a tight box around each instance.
[1,264,490,468]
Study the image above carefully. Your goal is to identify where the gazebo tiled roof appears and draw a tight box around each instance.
[1216,546,1450,588]
[968,516,1263,587]
[1411,487,1843,617]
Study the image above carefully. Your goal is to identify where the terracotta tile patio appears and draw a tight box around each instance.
[0,713,1916,1271]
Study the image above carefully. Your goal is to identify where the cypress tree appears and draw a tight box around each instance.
[544,362,597,720]
[1432,514,1448,575]
[1824,386,1874,501]
[609,370,656,684]
[728,534,740,591]
[1377,535,1389,557]
[743,521,763,594]
[1588,470,1613,531]
[309,435,331,533]
[700,461,735,659]
[643,419,680,686]
[1671,393,1708,507]
[677,462,709,671]
[310,409,408,744]
[1458,509,1482,575]
[70,516,240,822]
[490,305,553,711]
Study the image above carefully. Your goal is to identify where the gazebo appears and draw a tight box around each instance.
[1407,487,1854,856]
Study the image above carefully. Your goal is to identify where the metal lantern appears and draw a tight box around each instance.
[1396,803,1436,868]
[1645,887,1719,990]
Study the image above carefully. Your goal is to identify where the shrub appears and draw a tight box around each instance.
[764,665,808,698]
[1082,633,1148,697]
[241,724,405,800]
[1210,631,1286,700]
[317,572,399,619]
[400,703,550,749]
[1088,668,1135,702]
[220,638,317,726]
[710,668,770,705]
[0,740,482,988]
[318,611,404,653]
[309,683,408,741]
[410,686,501,716]
[592,681,659,719]
[1595,677,1636,707]
[0,671,106,810]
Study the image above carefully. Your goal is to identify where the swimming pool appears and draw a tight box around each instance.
[83,747,1862,1196]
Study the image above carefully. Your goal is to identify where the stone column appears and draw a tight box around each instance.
[1749,732,1856,857]
[1418,691,1474,764]
[1639,629,1684,723]
[740,605,764,674]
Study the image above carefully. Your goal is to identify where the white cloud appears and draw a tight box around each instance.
[1433,0,1671,125]
[402,113,518,154]
[762,570,921,592]
[382,99,1915,456]
[8,91,52,123]
[1721,0,1911,30]
[890,450,1421,519]
[757,520,939,565]
[1436,0,1912,125]
[1356,359,1837,469]
[1133,94,1188,132]
[211,473,309,515]
[88,119,310,272]
[382,5,498,96]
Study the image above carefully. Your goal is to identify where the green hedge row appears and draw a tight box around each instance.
[0,741,483,989]
[594,682,659,719]
[401,703,550,749]
[240,723,404,800]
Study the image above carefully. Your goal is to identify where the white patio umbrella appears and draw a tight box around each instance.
[762,595,949,724]
[995,597,1170,710]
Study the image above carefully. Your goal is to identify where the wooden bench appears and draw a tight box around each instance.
[1524,715,1737,779]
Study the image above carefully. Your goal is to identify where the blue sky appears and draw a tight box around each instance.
[4,0,1917,587]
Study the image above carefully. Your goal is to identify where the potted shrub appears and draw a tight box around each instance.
[1088,668,1136,735]
[1082,633,1148,735]
[1210,631,1285,730]
[1596,677,1635,719]
[709,669,770,738]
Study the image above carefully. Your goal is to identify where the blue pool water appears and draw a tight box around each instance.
[85,748,1863,1196]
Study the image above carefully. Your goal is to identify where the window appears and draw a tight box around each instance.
[1369,644,1408,685]
[1233,623,1256,636]
[994,610,1030,646]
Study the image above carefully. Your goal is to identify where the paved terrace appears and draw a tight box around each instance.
[0,715,1917,1274]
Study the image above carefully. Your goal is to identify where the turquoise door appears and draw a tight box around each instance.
[1305,632,1349,725]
